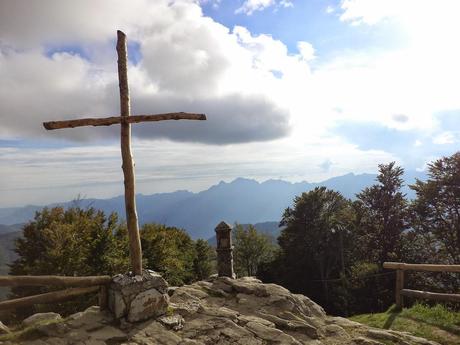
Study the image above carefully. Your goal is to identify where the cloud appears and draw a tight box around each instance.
[235,0,293,15]
[319,159,333,172]
[392,114,409,123]
[0,0,293,145]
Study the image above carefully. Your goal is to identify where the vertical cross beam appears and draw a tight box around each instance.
[116,31,143,276]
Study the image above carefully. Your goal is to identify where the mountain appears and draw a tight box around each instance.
[0,171,426,240]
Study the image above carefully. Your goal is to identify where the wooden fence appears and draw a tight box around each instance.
[0,275,111,312]
[383,262,460,310]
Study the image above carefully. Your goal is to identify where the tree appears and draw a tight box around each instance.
[410,152,460,264]
[275,187,353,312]
[354,162,409,265]
[193,239,214,280]
[9,206,130,317]
[233,224,276,277]
[141,224,196,286]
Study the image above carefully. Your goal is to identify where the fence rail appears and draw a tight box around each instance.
[383,261,460,309]
[0,275,111,312]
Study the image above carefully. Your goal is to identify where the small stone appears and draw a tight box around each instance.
[23,312,62,327]
[159,314,185,331]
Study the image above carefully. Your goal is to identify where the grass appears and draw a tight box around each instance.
[350,303,460,345]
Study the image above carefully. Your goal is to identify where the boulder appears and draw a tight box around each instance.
[22,313,62,327]
[127,288,169,322]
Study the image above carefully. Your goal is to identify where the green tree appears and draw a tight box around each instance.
[410,152,460,264]
[141,224,196,286]
[274,187,353,312]
[233,224,276,277]
[193,239,214,280]
[354,162,409,265]
[9,206,129,317]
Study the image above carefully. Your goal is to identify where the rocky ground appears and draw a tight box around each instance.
[0,277,440,345]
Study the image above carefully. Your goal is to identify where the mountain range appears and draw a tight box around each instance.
[0,171,426,240]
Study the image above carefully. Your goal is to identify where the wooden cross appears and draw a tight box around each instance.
[43,31,206,276]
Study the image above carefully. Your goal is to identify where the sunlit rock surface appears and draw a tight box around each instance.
[0,277,439,345]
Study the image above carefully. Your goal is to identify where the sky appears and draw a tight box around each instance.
[1,0,459,207]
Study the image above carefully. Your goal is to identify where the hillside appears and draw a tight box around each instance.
[351,304,460,345]
[0,172,425,240]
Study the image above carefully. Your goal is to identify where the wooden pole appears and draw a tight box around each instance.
[401,289,460,303]
[383,262,460,273]
[0,275,111,287]
[395,269,404,310]
[0,286,100,311]
[98,285,108,310]
[117,30,143,276]
[43,112,206,130]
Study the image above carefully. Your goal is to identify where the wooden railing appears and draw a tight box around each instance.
[383,262,460,310]
[0,275,112,311]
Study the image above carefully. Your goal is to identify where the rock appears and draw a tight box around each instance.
[89,325,128,342]
[366,329,403,342]
[246,321,302,344]
[67,306,113,331]
[127,288,169,322]
[11,278,442,345]
[352,337,385,345]
[159,314,185,331]
[109,269,170,322]
[0,321,10,334]
[23,312,62,327]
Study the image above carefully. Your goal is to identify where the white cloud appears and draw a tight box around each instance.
[433,131,458,145]
[0,0,294,144]
[2,0,460,206]
[235,0,292,15]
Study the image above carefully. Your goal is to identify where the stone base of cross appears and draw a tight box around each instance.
[43,31,206,276]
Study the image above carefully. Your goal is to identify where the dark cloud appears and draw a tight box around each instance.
[392,113,408,123]
[131,93,291,144]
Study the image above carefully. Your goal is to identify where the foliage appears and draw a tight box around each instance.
[233,224,276,277]
[7,207,217,320]
[351,303,460,345]
[410,152,460,264]
[193,239,215,281]
[354,162,409,265]
[9,206,130,317]
[141,223,197,286]
[260,187,354,314]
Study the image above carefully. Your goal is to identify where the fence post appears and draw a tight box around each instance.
[215,221,236,278]
[395,269,404,310]
[98,285,108,310]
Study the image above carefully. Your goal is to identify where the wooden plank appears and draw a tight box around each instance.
[43,112,206,130]
[395,269,404,310]
[0,286,100,311]
[383,262,460,273]
[0,275,111,287]
[401,289,460,303]
[117,30,143,276]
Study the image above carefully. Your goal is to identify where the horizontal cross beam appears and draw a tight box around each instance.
[43,112,206,130]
